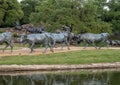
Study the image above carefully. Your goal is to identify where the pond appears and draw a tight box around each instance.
[0,69,120,85]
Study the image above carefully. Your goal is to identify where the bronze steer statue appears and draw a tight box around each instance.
[0,32,13,52]
[77,33,110,49]
[49,31,71,50]
[20,33,54,53]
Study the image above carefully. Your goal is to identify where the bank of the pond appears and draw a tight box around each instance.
[0,62,120,72]
[0,47,120,72]
[0,68,120,76]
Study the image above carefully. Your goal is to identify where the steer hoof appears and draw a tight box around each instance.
[42,51,46,54]
[68,48,70,50]
[51,50,54,53]
[29,51,33,53]
[83,47,86,49]
[2,51,4,53]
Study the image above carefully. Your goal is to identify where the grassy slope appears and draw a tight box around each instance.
[0,49,120,65]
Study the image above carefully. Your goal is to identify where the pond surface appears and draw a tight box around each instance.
[0,69,120,85]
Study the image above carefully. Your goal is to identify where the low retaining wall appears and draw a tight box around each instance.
[0,62,120,72]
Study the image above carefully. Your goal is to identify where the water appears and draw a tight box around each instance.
[0,70,120,85]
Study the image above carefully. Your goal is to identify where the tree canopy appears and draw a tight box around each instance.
[20,0,39,24]
[0,0,23,27]
[29,0,112,33]
[1,0,120,34]
[101,0,120,34]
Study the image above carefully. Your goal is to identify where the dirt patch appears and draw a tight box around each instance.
[0,46,120,57]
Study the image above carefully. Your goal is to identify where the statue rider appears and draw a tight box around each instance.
[15,21,20,26]
[15,21,22,30]
[61,24,73,32]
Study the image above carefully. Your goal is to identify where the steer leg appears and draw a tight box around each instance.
[9,41,13,53]
[43,44,48,53]
[66,41,70,50]
[3,42,9,53]
[30,42,35,53]
[53,40,57,48]
[98,41,106,50]
[49,43,54,52]
[50,46,54,52]
[84,44,88,49]
[23,41,27,47]
[98,44,102,49]
[92,42,97,49]
[61,42,65,50]
[98,42,104,50]
[106,43,109,48]
[83,40,89,49]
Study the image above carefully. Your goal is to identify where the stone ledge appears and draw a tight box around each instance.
[0,62,120,72]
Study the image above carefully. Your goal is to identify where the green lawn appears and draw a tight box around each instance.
[0,49,120,65]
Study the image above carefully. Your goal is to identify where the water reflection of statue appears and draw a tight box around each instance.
[0,71,115,85]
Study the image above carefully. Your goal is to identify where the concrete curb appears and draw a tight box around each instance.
[0,62,120,72]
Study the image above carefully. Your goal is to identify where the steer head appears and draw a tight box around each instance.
[20,34,27,43]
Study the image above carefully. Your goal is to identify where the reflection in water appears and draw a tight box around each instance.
[0,70,120,85]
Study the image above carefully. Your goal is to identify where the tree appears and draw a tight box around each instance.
[20,0,39,24]
[29,0,112,33]
[0,0,23,27]
[101,0,120,34]
[78,0,112,33]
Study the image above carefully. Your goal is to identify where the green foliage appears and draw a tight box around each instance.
[21,0,39,24]
[101,0,120,33]
[1,0,117,34]
[29,0,112,33]
[0,0,23,27]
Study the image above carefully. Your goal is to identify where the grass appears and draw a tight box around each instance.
[0,49,120,65]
